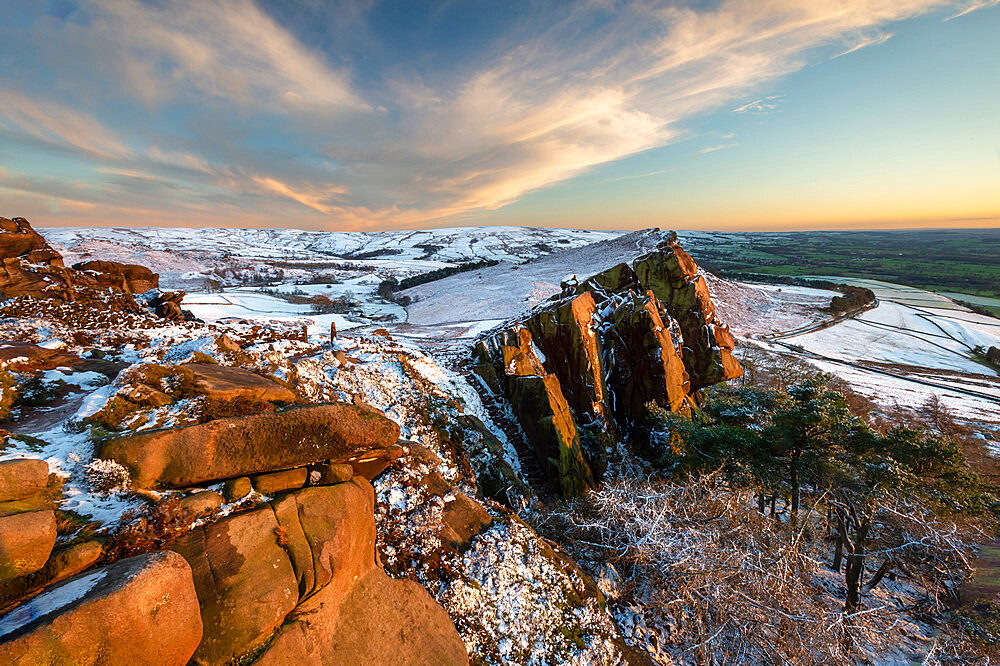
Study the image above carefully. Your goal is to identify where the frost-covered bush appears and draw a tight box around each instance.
[86,458,131,492]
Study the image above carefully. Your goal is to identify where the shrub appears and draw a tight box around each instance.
[85,396,143,431]
[86,458,131,492]
[102,498,193,563]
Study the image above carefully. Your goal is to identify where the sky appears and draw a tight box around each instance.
[0,0,998,232]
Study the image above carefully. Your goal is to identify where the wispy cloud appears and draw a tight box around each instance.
[833,29,895,57]
[733,95,786,116]
[251,176,347,216]
[0,90,133,161]
[944,0,1000,20]
[605,168,678,183]
[84,0,366,111]
[698,143,737,154]
[0,0,986,228]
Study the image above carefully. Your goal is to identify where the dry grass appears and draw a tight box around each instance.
[535,472,987,665]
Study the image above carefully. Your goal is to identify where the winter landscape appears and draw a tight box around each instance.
[2,1,999,665]
[0,218,998,664]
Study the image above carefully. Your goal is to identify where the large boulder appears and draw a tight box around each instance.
[0,459,49,502]
[0,510,56,580]
[180,363,296,403]
[96,403,401,489]
[0,550,203,665]
[72,260,158,294]
[255,480,468,666]
[172,508,299,665]
[172,477,465,665]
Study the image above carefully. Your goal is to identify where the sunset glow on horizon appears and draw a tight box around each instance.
[1,0,998,232]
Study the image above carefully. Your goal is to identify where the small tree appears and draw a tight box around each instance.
[823,425,989,612]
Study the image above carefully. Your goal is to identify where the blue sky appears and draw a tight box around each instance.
[0,0,997,230]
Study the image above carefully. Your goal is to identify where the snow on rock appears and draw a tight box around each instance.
[440,520,623,666]
[0,569,106,638]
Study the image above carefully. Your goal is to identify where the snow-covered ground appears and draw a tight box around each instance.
[786,301,998,375]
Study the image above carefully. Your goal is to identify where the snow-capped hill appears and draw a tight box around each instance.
[43,225,623,266]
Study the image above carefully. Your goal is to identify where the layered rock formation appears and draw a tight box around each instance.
[0,402,465,664]
[473,234,741,496]
[96,402,402,489]
[0,216,159,311]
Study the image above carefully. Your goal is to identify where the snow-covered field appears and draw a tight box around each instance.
[757,281,1000,426]
[402,229,663,325]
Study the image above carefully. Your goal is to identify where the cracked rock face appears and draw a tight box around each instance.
[473,234,742,496]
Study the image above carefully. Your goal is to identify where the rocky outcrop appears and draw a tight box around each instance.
[96,403,402,489]
[172,476,467,665]
[473,233,741,496]
[604,289,693,423]
[72,260,158,294]
[632,238,741,389]
[0,217,176,318]
[524,292,606,424]
[0,417,465,665]
[475,326,595,497]
[150,291,189,322]
[0,217,61,264]
[0,551,203,666]
[0,217,67,302]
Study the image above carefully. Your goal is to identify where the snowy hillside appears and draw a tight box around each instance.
[401,229,663,325]
[45,225,622,266]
